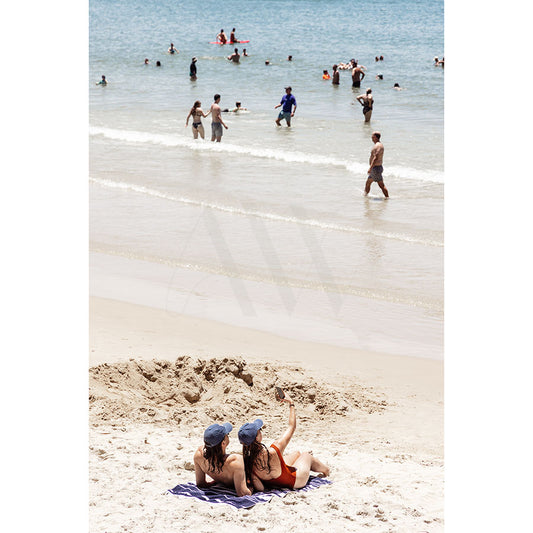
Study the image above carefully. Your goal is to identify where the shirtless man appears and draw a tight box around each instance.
[168,43,178,54]
[365,131,389,198]
[357,88,373,122]
[216,29,228,44]
[332,64,340,85]
[239,391,330,492]
[230,28,237,43]
[194,422,251,497]
[351,61,365,88]
[227,48,240,63]
[210,94,228,142]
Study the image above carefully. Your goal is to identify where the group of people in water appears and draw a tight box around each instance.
[193,389,330,496]
[96,37,442,199]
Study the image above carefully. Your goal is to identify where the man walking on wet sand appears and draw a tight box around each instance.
[210,94,228,142]
[365,131,389,198]
[275,86,297,127]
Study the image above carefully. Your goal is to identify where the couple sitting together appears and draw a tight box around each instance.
[193,391,330,496]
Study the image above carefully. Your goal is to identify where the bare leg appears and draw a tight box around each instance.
[364,177,373,196]
[192,127,198,140]
[275,118,281,126]
[198,125,205,140]
[292,452,330,489]
[378,180,389,197]
[284,451,301,466]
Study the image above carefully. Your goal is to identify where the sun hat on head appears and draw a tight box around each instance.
[204,422,232,447]
[192,57,197,61]
[238,419,264,445]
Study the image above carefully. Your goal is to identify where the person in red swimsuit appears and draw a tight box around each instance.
[238,392,330,491]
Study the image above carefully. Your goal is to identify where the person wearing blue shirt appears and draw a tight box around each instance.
[274,86,297,127]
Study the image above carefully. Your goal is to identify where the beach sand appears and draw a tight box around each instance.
[89,296,443,532]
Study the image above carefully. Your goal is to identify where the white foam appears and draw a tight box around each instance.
[89,126,445,184]
[90,176,443,247]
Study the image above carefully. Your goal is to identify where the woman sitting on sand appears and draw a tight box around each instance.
[193,422,251,497]
[238,391,330,491]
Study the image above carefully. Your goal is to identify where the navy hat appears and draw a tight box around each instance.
[204,422,232,447]
[238,419,264,445]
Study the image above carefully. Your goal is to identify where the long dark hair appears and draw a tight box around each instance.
[242,441,271,486]
[203,442,225,474]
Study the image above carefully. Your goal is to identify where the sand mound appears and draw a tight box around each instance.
[89,356,387,430]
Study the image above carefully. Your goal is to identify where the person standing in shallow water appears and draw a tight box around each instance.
[210,94,228,142]
[189,57,198,80]
[274,86,297,127]
[351,61,365,88]
[185,100,208,139]
[357,88,373,122]
[332,64,340,85]
[365,131,389,198]
[194,422,251,497]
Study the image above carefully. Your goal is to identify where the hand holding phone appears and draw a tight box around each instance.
[275,386,285,400]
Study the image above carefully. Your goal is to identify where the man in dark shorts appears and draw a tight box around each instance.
[365,131,389,198]
[274,86,297,127]
[351,61,365,88]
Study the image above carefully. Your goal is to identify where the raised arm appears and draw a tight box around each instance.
[272,393,296,454]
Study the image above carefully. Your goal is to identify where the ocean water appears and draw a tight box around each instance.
[89,0,444,359]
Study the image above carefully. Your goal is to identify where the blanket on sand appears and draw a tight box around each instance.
[168,476,332,509]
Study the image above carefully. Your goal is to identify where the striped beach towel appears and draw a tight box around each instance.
[168,476,332,509]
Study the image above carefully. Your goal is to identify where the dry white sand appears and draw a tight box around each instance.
[90,296,443,532]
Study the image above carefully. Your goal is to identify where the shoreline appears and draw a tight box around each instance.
[90,250,444,360]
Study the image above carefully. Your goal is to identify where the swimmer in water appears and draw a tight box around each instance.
[242,48,248,56]
[227,48,240,63]
[223,101,248,112]
[96,75,107,85]
[322,69,331,80]
[168,43,178,54]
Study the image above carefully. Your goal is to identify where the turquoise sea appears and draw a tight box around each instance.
[89,0,444,359]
